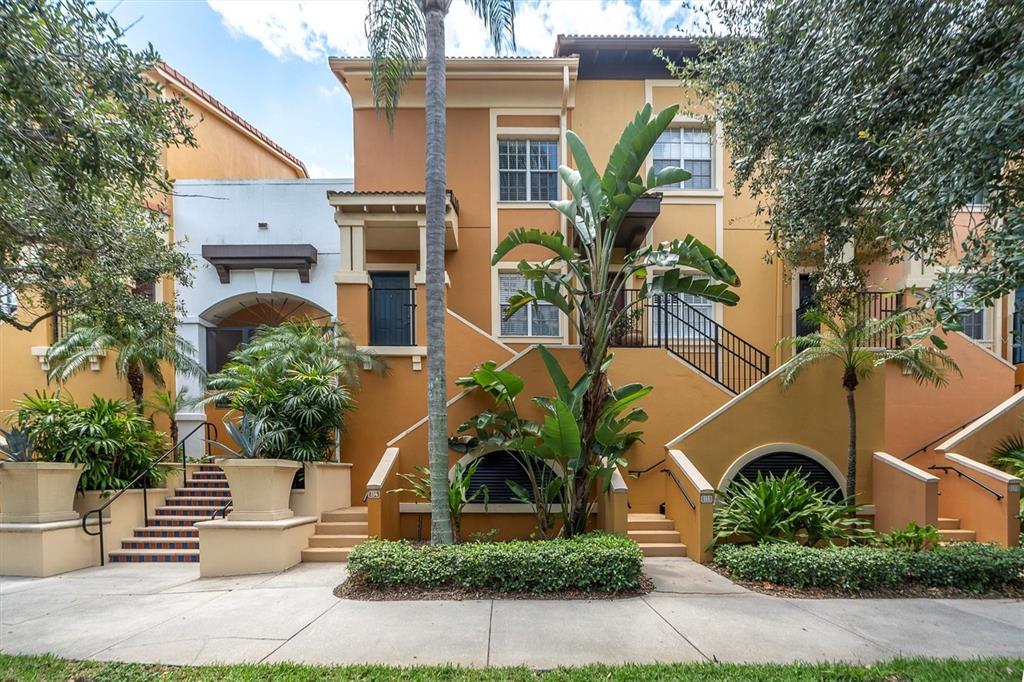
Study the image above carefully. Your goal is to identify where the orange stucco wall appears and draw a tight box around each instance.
[872,453,939,533]
[887,331,1016,461]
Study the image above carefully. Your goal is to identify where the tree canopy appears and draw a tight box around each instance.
[679,0,1024,318]
[0,0,195,332]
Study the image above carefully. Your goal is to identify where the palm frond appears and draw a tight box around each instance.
[463,0,516,53]
[366,0,424,126]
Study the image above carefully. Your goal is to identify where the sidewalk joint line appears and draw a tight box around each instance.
[782,598,898,655]
[258,598,341,664]
[486,599,494,667]
[640,594,711,662]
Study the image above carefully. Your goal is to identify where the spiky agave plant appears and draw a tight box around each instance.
[0,425,35,462]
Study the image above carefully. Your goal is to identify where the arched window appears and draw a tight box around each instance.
[735,451,843,497]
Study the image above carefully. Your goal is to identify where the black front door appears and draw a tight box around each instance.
[370,271,413,346]
[1014,287,1024,364]
[795,273,817,341]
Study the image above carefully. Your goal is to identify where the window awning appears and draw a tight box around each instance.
[201,244,318,283]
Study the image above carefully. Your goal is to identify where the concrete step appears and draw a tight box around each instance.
[174,487,231,497]
[628,518,675,531]
[322,507,368,523]
[309,534,368,548]
[628,529,682,544]
[301,547,351,562]
[937,517,961,530]
[315,521,369,535]
[121,537,199,550]
[156,505,227,517]
[940,529,976,543]
[638,543,688,558]
[133,526,199,538]
[164,496,233,507]
[108,548,200,563]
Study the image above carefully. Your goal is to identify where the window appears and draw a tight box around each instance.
[653,127,713,190]
[654,278,713,340]
[954,286,988,341]
[0,287,15,319]
[206,326,258,374]
[499,139,558,201]
[499,272,559,337]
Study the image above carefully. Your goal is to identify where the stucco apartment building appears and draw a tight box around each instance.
[166,36,1020,561]
[2,38,1020,567]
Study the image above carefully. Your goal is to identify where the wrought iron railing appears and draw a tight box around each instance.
[1012,310,1023,365]
[611,290,771,394]
[857,291,902,349]
[928,464,1004,500]
[81,421,218,566]
[368,286,416,346]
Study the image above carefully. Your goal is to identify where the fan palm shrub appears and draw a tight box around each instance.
[46,315,203,410]
[205,320,379,462]
[781,306,959,499]
[491,104,740,536]
[366,0,516,545]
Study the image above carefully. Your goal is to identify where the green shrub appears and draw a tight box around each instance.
[875,521,941,551]
[714,542,1024,592]
[348,533,644,593]
[712,471,868,547]
[13,392,164,491]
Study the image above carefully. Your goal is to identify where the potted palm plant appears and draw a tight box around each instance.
[207,414,299,522]
[0,425,84,523]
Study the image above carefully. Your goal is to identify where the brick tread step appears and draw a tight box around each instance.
[182,480,230,488]
[132,527,199,538]
[174,488,231,497]
[191,472,227,480]
[121,538,199,550]
[108,549,200,563]
[156,505,229,516]
[164,497,234,506]
[151,516,216,527]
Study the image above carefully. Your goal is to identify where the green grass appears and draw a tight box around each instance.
[1,654,1022,681]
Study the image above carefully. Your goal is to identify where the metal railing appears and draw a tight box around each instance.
[610,290,771,394]
[857,291,902,349]
[82,421,218,566]
[627,458,666,478]
[1012,310,1023,365]
[369,286,416,346]
[662,467,696,510]
[928,464,1004,501]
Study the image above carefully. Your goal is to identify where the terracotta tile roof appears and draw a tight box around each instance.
[156,63,308,177]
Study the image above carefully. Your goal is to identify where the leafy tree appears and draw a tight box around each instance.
[678,0,1024,316]
[144,388,194,447]
[0,0,195,331]
[780,308,959,499]
[205,320,381,462]
[46,315,204,410]
[366,0,515,544]
[494,104,740,536]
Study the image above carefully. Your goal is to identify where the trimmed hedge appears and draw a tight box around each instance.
[714,542,1024,592]
[347,533,644,593]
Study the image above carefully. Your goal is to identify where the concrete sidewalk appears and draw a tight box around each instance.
[1,559,1020,667]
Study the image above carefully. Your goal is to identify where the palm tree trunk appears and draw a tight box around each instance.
[845,387,857,499]
[127,362,145,411]
[422,0,453,545]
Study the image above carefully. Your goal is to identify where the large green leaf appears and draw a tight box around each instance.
[492,228,575,265]
[540,399,581,459]
[504,281,573,319]
[646,271,740,306]
[537,345,571,406]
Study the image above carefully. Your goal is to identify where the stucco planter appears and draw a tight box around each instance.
[0,462,85,523]
[217,459,300,521]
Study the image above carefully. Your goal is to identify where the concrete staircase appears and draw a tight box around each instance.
[937,516,977,543]
[108,464,231,563]
[300,506,369,562]
[627,512,688,557]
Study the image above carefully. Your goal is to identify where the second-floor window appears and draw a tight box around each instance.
[499,139,558,202]
[653,127,713,190]
[955,286,988,341]
[0,287,16,319]
[499,272,559,337]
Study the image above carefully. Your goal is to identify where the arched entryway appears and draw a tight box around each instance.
[720,443,845,497]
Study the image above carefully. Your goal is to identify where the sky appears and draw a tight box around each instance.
[102,1,704,179]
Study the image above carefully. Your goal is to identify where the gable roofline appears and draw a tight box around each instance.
[155,63,308,178]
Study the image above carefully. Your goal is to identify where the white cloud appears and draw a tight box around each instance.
[305,153,354,179]
[317,84,344,98]
[207,0,697,61]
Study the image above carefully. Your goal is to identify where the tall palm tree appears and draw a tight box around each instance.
[46,316,204,410]
[365,0,515,545]
[780,306,959,499]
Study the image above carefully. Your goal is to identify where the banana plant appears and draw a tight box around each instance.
[492,104,740,535]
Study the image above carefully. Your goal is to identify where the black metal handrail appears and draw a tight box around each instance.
[928,464,1004,501]
[900,410,992,461]
[211,495,231,520]
[627,458,666,478]
[82,421,218,566]
[662,468,696,510]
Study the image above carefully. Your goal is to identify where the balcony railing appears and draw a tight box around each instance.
[369,286,416,346]
[857,291,902,349]
[1013,310,1023,365]
[611,289,771,394]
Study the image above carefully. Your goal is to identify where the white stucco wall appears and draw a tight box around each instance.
[172,179,352,455]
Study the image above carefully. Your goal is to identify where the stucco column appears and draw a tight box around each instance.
[337,220,367,276]
[176,318,213,460]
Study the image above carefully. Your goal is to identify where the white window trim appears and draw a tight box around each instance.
[647,116,722,198]
[497,270,561,339]
[497,137,559,203]
[492,264,565,342]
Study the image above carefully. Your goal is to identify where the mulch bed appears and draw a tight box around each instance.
[709,564,1024,600]
[334,574,655,601]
